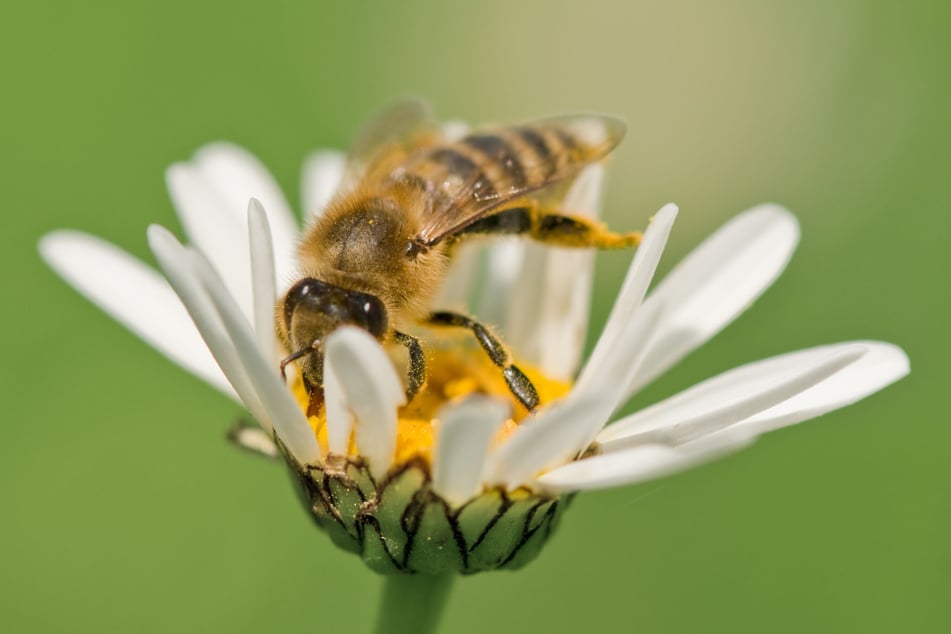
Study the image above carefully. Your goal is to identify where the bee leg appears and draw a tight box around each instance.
[394,330,426,402]
[459,203,642,249]
[530,208,643,248]
[426,311,540,412]
[304,360,325,418]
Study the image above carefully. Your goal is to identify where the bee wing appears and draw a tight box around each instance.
[340,99,443,191]
[413,114,626,246]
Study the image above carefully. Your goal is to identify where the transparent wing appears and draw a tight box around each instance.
[340,99,442,191]
[413,114,626,245]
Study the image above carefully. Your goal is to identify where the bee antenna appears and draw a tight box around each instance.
[279,341,321,381]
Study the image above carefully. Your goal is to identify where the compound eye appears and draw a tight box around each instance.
[358,295,388,338]
[282,277,324,331]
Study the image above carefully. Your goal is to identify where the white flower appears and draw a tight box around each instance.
[39,142,909,574]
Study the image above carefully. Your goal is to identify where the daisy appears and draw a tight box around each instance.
[39,143,909,583]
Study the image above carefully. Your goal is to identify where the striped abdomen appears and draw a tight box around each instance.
[392,116,625,244]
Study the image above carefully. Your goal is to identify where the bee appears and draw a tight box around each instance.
[278,101,642,412]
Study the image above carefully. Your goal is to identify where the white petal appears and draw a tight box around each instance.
[324,327,405,478]
[484,391,610,489]
[501,243,547,355]
[441,120,469,142]
[301,150,346,222]
[475,239,526,328]
[431,241,480,312]
[552,298,669,457]
[536,431,755,493]
[575,204,678,393]
[565,115,620,146]
[191,143,300,283]
[147,225,269,427]
[736,341,909,435]
[626,204,799,397]
[185,247,319,464]
[505,166,607,380]
[432,397,510,506]
[598,343,868,449]
[323,361,352,456]
[562,163,606,216]
[228,425,279,459]
[165,164,254,320]
[487,296,668,486]
[247,199,277,364]
[39,230,236,400]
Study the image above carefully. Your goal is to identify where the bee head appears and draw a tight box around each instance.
[280,277,388,390]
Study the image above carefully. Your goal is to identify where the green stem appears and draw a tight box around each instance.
[373,573,456,634]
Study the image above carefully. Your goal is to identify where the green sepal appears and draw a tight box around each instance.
[287,454,565,575]
[406,498,465,574]
[456,489,504,550]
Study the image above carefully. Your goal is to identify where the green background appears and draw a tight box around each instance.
[2,1,947,632]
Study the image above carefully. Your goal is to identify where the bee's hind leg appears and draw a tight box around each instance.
[394,330,426,402]
[458,202,642,249]
[425,311,539,412]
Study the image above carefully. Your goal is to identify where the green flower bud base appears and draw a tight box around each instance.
[287,456,568,575]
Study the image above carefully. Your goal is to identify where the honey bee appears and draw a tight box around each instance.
[278,101,642,412]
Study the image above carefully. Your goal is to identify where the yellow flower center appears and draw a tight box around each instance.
[290,333,572,467]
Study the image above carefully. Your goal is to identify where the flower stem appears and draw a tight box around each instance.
[374,573,455,634]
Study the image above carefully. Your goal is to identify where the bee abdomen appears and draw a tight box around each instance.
[397,116,620,210]
[427,148,498,201]
[455,126,581,194]
[463,133,528,188]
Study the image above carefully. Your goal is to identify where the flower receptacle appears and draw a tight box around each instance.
[288,453,567,575]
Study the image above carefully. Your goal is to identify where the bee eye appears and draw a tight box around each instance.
[283,277,388,340]
[358,295,388,338]
[283,277,324,331]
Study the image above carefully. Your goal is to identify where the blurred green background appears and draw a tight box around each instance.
[2,1,947,632]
